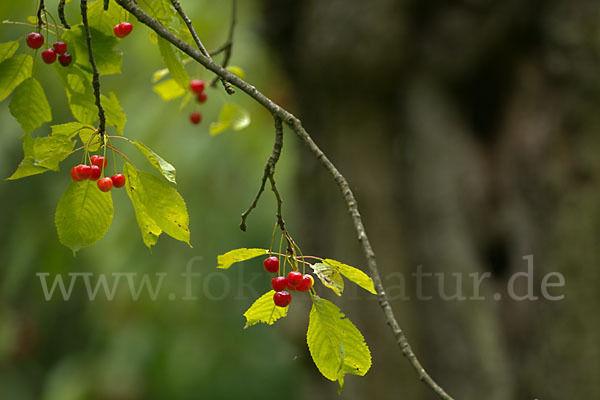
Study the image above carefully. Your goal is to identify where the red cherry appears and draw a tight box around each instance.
[296,274,314,292]
[26,32,44,49]
[273,291,291,307]
[189,79,205,94]
[287,271,303,287]
[52,42,67,54]
[41,49,56,64]
[71,166,83,182]
[90,155,107,168]
[287,281,297,291]
[271,276,288,292]
[113,22,133,38]
[263,256,279,273]
[58,53,72,67]
[75,164,92,180]
[196,92,207,103]
[97,177,113,192]
[111,174,126,188]
[89,165,101,181]
[189,111,202,125]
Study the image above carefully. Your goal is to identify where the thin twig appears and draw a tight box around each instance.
[114,1,454,398]
[58,0,70,29]
[210,0,236,87]
[240,116,283,231]
[169,0,235,94]
[81,0,106,134]
[36,0,45,31]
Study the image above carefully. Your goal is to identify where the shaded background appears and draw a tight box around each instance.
[1,0,599,399]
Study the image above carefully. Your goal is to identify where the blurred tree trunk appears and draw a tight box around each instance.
[263,0,600,398]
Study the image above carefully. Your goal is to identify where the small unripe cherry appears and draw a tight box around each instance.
[287,271,303,287]
[52,42,67,54]
[71,166,83,182]
[189,111,202,125]
[271,276,288,292]
[273,291,291,307]
[26,32,44,49]
[41,49,57,64]
[97,177,113,192]
[89,165,101,181]
[111,174,126,188]
[90,155,107,168]
[196,92,207,103]
[189,79,205,94]
[296,274,314,292]
[263,256,279,273]
[58,53,72,67]
[75,164,92,180]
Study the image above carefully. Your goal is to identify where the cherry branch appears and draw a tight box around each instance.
[113,0,454,398]
[80,0,106,134]
[36,0,45,31]
[58,0,70,29]
[169,0,234,95]
[210,0,237,87]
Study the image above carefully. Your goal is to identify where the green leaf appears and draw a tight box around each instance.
[157,37,189,89]
[243,290,288,328]
[123,163,162,248]
[32,135,75,171]
[133,141,176,184]
[217,248,269,269]
[323,259,376,294]
[209,104,251,135]
[153,78,185,101]
[226,65,245,80]
[152,67,170,83]
[140,0,175,22]
[64,25,121,75]
[88,0,128,36]
[55,179,114,253]
[52,122,88,138]
[6,134,48,180]
[54,64,97,124]
[0,54,33,102]
[311,263,344,296]
[0,41,19,63]
[307,296,371,390]
[9,78,52,134]
[102,92,126,134]
[123,164,190,246]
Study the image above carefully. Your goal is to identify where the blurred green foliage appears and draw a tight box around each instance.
[0,1,312,399]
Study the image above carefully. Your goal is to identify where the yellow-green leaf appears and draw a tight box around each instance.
[0,54,33,102]
[153,78,185,101]
[9,78,52,134]
[102,92,126,134]
[311,263,344,296]
[323,259,376,294]
[64,25,121,76]
[226,65,245,79]
[133,141,176,184]
[124,163,162,248]
[307,296,371,390]
[55,179,114,253]
[0,41,19,63]
[88,0,128,36]
[124,164,190,246]
[6,134,48,180]
[243,290,288,328]
[157,37,189,89]
[217,248,269,269]
[209,103,251,135]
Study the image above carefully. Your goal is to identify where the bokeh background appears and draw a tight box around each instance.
[1,0,599,399]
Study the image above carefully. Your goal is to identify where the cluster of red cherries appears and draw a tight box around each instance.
[70,155,126,193]
[263,256,314,307]
[24,21,132,66]
[26,32,72,66]
[188,79,208,125]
